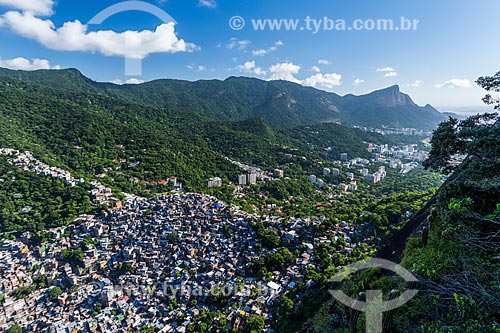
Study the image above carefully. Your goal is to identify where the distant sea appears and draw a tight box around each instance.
[440,106,496,117]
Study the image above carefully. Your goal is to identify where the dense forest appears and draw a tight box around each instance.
[0,157,94,236]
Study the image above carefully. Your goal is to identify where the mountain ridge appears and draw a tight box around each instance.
[0,67,451,129]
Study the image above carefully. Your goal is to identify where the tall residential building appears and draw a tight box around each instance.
[248,173,257,184]
[366,173,381,184]
[238,174,247,185]
[338,183,349,192]
[206,177,222,188]
[169,176,178,187]
[348,181,358,192]
[323,168,331,177]
[365,174,375,184]
[340,153,348,162]
[332,168,340,177]
[309,175,317,183]
[273,169,284,178]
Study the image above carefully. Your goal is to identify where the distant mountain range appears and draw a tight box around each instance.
[0,68,452,130]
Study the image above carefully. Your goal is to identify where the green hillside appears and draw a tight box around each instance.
[0,71,389,193]
[0,68,449,130]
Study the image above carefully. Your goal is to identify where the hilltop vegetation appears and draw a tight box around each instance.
[397,106,500,332]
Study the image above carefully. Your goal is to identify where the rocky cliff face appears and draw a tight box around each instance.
[370,85,416,107]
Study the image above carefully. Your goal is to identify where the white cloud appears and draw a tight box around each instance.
[112,78,146,85]
[303,73,342,90]
[0,10,197,60]
[227,38,251,50]
[251,40,283,57]
[318,59,331,65]
[236,60,343,91]
[434,79,472,89]
[125,78,144,84]
[198,0,217,8]
[353,78,365,87]
[384,71,399,78]
[377,66,398,77]
[268,62,301,83]
[310,66,321,73]
[186,64,206,72]
[408,80,423,87]
[236,60,266,76]
[376,66,396,72]
[0,56,59,70]
[0,0,54,16]
[252,49,267,56]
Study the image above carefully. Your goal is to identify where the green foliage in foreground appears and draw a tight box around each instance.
[302,84,500,331]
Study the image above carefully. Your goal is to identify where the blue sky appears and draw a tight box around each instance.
[0,0,499,109]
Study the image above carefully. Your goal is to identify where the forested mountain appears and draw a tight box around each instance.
[0,69,389,193]
[0,68,450,129]
[342,85,447,129]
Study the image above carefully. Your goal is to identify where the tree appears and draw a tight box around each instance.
[8,324,22,333]
[477,71,500,109]
[245,314,265,333]
[424,73,500,174]
[140,326,157,333]
[280,295,294,315]
[62,247,85,266]
[168,232,179,244]
[49,286,63,300]
[423,113,499,174]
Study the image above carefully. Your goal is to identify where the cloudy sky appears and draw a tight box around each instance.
[0,0,499,110]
